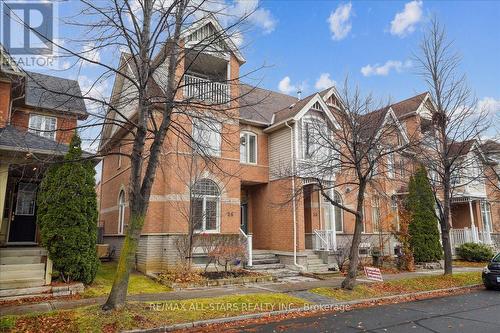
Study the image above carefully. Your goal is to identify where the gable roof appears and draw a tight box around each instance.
[23,71,87,119]
[0,44,23,76]
[181,14,245,64]
[272,92,317,124]
[448,139,477,157]
[390,92,429,118]
[239,84,297,125]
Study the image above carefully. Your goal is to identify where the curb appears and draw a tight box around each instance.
[124,284,483,332]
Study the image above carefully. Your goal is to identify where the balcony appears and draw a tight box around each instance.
[184,74,229,105]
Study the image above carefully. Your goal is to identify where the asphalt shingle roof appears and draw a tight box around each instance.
[24,71,87,118]
[0,125,70,155]
[239,84,297,124]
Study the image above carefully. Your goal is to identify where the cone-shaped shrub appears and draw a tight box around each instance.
[408,166,443,263]
[37,134,99,284]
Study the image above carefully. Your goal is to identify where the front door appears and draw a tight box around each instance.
[8,182,38,243]
[240,202,248,234]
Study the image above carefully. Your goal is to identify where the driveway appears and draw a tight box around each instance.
[224,290,500,332]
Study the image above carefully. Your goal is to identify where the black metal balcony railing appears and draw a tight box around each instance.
[184,74,229,104]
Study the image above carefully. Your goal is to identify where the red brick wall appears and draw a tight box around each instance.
[0,81,11,127]
[10,109,77,144]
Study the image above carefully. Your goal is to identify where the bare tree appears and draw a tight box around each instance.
[9,0,265,310]
[289,79,414,289]
[413,18,489,274]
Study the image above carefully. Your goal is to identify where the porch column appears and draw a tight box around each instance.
[0,163,8,243]
[469,200,479,243]
[330,188,337,251]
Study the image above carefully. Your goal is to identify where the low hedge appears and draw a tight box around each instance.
[456,243,494,262]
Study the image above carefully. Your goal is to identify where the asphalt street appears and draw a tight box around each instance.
[227,290,500,332]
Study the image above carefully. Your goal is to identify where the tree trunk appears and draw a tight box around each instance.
[102,212,145,310]
[342,182,366,290]
[440,180,453,275]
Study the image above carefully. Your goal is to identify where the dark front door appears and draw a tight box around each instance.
[240,202,248,234]
[8,182,38,243]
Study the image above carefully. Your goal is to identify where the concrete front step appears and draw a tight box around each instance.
[251,258,280,265]
[0,269,45,280]
[252,253,277,260]
[0,256,42,265]
[0,263,45,272]
[0,278,46,290]
[0,247,47,258]
[307,259,324,265]
[0,285,51,298]
[246,263,285,270]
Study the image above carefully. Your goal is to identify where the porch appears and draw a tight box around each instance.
[449,196,494,254]
[0,163,54,290]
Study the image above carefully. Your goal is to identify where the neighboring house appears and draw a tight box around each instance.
[0,46,88,289]
[98,16,500,274]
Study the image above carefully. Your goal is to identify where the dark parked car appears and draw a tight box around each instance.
[483,253,500,290]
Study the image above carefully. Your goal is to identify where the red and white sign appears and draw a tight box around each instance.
[364,267,383,282]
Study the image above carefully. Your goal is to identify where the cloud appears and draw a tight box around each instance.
[327,2,353,41]
[478,97,500,116]
[390,0,423,37]
[81,42,101,65]
[278,76,297,95]
[315,73,336,90]
[196,0,276,34]
[361,60,412,77]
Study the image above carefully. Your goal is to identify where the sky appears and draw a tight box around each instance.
[3,0,500,178]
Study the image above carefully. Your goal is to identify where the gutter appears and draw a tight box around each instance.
[285,120,305,271]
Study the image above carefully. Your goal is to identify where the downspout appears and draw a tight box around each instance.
[285,120,305,271]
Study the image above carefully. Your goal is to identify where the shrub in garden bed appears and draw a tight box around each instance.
[456,243,494,262]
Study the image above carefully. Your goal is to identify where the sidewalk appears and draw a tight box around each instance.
[0,266,482,316]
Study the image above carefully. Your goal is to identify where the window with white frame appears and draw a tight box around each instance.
[387,152,395,178]
[371,196,381,233]
[193,118,222,156]
[480,201,492,233]
[321,191,343,233]
[391,195,399,231]
[118,190,126,234]
[192,179,220,232]
[28,114,57,140]
[303,117,329,160]
[240,132,257,164]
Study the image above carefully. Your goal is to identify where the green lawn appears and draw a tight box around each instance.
[82,262,171,298]
[311,272,482,301]
[1,293,309,333]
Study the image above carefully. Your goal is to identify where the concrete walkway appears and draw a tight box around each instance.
[0,267,482,316]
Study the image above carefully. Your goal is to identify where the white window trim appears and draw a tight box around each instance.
[371,196,381,233]
[28,114,57,140]
[118,190,126,234]
[192,118,222,157]
[387,152,395,178]
[193,195,221,233]
[117,145,122,169]
[240,131,257,165]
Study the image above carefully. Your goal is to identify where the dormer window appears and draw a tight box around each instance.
[28,114,57,140]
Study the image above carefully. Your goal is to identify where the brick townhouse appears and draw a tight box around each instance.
[0,45,88,289]
[98,16,500,274]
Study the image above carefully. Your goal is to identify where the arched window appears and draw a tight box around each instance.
[118,190,126,234]
[322,191,343,233]
[192,179,220,232]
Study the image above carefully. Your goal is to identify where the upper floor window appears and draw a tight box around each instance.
[193,118,221,157]
[240,132,257,164]
[371,195,381,233]
[118,190,126,234]
[387,152,395,178]
[303,118,329,160]
[192,179,220,233]
[28,114,57,140]
[391,195,399,231]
